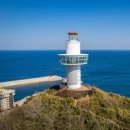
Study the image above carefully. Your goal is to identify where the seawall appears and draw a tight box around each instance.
[0,75,62,88]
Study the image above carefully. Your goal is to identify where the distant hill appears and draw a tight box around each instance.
[0,86,130,130]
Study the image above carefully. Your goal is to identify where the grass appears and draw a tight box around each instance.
[0,86,130,130]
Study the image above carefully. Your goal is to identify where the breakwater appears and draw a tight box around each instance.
[0,75,62,88]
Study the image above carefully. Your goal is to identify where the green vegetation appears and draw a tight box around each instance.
[0,86,130,130]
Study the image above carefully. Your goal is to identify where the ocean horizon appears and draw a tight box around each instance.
[0,50,130,100]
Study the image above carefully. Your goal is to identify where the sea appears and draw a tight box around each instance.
[0,50,130,101]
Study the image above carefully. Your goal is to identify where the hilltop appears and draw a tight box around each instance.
[0,86,130,130]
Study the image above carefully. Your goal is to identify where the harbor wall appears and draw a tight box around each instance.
[0,75,62,88]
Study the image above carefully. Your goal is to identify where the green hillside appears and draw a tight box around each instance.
[0,86,130,130]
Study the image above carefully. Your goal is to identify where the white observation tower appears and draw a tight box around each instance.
[59,32,89,89]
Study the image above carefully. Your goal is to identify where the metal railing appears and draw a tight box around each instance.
[59,55,88,65]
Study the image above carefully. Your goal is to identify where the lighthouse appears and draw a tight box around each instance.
[59,32,89,89]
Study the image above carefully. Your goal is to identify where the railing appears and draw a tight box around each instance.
[59,54,89,65]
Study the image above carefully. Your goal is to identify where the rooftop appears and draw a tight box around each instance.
[68,32,78,35]
[0,89,15,96]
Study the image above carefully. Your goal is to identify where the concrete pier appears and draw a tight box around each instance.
[0,75,62,88]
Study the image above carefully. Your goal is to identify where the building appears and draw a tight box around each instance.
[0,89,15,111]
[59,32,89,89]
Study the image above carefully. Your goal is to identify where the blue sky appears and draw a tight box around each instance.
[0,0,130,50]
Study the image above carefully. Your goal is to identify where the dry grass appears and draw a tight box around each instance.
[0,86,130,130]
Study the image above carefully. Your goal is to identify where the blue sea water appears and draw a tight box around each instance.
[0,50,130,100]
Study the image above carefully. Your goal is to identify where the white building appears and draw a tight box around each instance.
[0,89,15,111]
[59,32,89,89]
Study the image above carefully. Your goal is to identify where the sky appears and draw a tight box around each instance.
[0,0,130,50]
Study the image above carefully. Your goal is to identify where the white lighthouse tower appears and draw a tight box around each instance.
[59,32,89,89]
